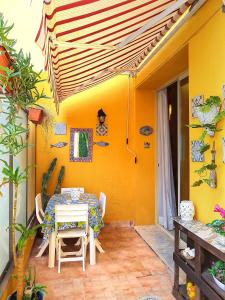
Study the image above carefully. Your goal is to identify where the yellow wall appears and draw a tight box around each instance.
[35,0,224,226]
[135,0,225,225]
[27,122,36,220]
[189,7,225,223]
[36,75,156,224]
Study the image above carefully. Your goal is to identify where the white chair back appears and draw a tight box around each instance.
[61,187,84,200]
[35,193,45,224]
[99,192,106,218]
[55,204,89,233]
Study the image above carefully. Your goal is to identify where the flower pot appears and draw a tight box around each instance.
[0,46,12,94]
[180,200,195,221]
[7,291,44,300]
[213,276,225,291]
[195,105,220,136]
[28,108,43,124]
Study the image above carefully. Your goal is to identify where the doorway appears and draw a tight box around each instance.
[157,75,189,230]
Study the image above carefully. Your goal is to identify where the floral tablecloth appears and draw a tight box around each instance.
[43,194,104,239]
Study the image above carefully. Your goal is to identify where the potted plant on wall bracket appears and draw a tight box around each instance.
[0,15,48,300]
[189,96,225,188]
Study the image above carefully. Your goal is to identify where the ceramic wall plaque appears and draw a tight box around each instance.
[191,140,204,162]
[54,122,67,135]
[139,125,153,136]
[96,123,108,136]
[222,137,225,163]
[192,95,204,118]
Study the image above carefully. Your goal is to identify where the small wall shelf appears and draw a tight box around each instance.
[173,218,225,300]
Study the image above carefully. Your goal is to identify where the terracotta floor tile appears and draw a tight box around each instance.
[29,226,175,300]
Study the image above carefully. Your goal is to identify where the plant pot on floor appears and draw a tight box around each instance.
[28,108,43,124]
[7,291,44,300]
[213,276,225,291]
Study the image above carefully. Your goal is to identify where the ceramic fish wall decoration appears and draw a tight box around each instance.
[139,125,153,136]
[50,142,68,148]
[93,141,109,147]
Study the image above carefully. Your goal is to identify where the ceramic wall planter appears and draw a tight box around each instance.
[195,105,220,136]
[213,276,225,291]
[28,108,43,124]
[180,200,195,221]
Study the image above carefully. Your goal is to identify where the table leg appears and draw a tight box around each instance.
[48,232,56,268]
[89,227,96,265]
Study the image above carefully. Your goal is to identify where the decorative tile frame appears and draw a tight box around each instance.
[191,140,204,162]
[192,95,204,118]
[70,128,93,162]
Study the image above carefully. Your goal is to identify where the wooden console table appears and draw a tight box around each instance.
[173,217,225,300]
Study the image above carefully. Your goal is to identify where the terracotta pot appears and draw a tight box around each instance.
[0,46,12,93]
[28,108,43,124]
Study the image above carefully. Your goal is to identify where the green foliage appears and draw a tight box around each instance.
[9,223,43,254]
[195,163,217,175]
[79,132,88,157]
[0,159,28,188]
[199,96,221,113]
[41,158,57,207]
[54,166,65,194]
[199,143,210,154]
[0,120,28,155]
[0,14,16,54]
[23,267,47,300]
[192,178,213,187]
[208,260,225,284]
[9,49,48,109]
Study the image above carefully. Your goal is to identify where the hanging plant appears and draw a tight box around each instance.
[189,96,225,188]
[0,15,48,300]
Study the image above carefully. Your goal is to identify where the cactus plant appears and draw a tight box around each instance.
[41,158,57,207]
[54,166,65,194]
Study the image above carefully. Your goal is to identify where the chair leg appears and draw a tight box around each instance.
[95,239,105,253]
[36,240,49,257]
[82,237,85,272]
[58,238,61,274]
[75,238,81,246]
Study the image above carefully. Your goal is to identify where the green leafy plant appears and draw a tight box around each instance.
[41,158,57,207]
[189,95,225,188]
[54,166,65,194]
[23,267,47,300]
[208,260,225,284]
[0,15,48,300]
[0,13,16,53]
[10,224,43,254]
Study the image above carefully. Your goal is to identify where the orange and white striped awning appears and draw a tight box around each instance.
[36,0,197,109]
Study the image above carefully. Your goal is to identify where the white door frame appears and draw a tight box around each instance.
[155,71,188,225]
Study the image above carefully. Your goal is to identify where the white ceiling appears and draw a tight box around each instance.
[0,0,44,70]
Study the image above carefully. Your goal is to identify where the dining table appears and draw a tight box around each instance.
[42,193,104,268]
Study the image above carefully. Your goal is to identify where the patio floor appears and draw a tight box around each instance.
[29,226,175,300]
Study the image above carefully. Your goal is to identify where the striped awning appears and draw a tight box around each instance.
[36,0,195,109]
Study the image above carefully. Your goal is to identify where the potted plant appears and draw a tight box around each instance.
[28,108,43,124]
[6,224,45,300]
[8,267,46,300]
[207,204,225,246]
[208,260,225,290]
[0,15,48,300]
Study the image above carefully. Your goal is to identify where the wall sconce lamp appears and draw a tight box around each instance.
[97,108,106,125]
